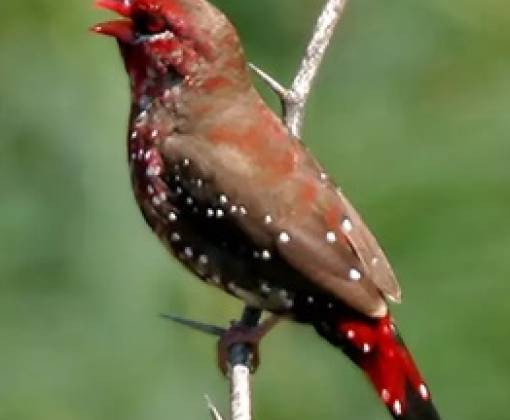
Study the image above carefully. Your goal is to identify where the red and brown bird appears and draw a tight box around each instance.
[93,0,441,418]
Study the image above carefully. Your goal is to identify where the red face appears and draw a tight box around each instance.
[93,0,243,100]
[93,0,212,94]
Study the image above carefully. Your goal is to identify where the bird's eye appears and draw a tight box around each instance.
[133,12,167,35]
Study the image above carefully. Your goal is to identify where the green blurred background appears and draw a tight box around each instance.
[1,0,509,419]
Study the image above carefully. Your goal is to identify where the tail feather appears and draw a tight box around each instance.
[314,314,441,419]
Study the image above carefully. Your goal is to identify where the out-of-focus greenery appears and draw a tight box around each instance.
[1,0,509,419]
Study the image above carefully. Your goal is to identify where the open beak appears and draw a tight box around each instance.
[91,0,135,43]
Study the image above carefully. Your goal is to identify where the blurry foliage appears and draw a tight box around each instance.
[1,0,509,419]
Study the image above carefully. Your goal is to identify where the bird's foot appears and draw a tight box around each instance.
[217,315,279,376]
[161,307,279,375]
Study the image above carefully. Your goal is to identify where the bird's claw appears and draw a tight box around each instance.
[161,310,279,375]
[217,315,279,376]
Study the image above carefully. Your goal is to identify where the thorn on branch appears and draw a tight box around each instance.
[249,62,290,101]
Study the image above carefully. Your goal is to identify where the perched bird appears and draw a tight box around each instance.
[93,0,441,418]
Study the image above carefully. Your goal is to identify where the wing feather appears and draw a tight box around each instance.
[160,133,400,317]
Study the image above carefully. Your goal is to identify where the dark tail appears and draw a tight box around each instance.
[313,313,441,419]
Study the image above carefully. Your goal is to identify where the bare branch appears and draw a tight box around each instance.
[223,307,261,420]
[287,0,348,137]
[230,365,251,420]
[163,308,260,420]
[251,0,349,139]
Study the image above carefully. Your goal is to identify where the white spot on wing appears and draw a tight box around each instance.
[341,217,353,233]
[279,231,290,243]
[219,194,228,205]
[260,283,271,294]
[326,231,337,243]
[349,268,362,281]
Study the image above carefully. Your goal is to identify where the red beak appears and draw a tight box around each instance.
[91,19,134,42]
[95,0,132,17]
[91,0,135,42]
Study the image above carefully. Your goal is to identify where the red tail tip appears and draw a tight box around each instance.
[337,315,431,416]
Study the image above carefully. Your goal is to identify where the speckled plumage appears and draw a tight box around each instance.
[94,1,440,418]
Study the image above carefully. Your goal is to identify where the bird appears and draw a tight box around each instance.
[93,0,441,418]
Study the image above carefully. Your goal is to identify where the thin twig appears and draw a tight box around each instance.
[251,0,349,138]
[227,307,261,420]
[287,0,348,137]
[230,364,251,420]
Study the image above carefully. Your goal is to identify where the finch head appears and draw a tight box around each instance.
[92,0,245,83]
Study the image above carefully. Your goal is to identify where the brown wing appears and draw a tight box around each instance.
[160,132,400,318]
[338,192,401,303]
